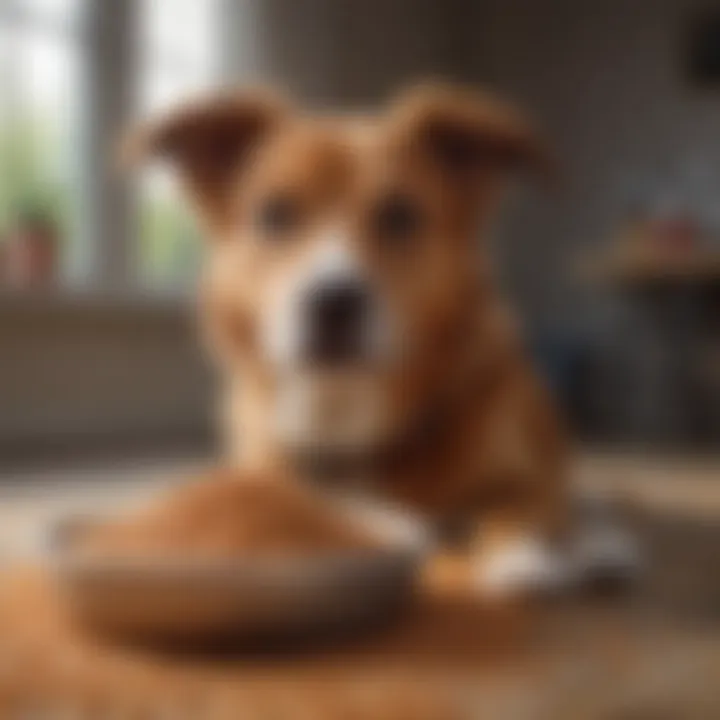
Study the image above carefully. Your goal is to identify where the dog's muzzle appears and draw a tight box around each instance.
[262,235,397,371]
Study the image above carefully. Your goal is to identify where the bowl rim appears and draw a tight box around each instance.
[47,497,433,583]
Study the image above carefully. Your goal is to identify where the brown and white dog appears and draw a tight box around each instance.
[127,84,637,598]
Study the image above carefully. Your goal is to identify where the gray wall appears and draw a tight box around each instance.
[462,0,720,444]
[466,0,720,320]
[224,0,470,105]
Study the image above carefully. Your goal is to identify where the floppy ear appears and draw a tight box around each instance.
[391,83,551,192]
[122,89,288,228]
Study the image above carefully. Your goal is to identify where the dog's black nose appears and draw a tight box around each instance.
[305,282,370,365]
[311,282,368,329]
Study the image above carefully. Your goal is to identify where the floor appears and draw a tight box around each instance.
[0,452,718,718]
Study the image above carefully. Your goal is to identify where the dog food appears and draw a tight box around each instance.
[75,470,379,559]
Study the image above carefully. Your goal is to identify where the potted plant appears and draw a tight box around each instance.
[2,189,61,288]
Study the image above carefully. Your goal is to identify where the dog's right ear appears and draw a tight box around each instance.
[122,89,288,228]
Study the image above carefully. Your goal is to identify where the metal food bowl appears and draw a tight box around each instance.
[48,499,431,650]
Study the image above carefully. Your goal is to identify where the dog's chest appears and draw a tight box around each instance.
[272,372,392,453]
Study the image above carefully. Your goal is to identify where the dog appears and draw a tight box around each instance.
[126,83,638,598]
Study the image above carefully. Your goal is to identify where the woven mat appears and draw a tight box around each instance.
[0,557,534,718]
[1,517,719,719]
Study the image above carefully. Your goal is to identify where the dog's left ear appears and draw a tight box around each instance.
[391,83,552,191]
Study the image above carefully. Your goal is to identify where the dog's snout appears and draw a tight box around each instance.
[311,283,368,330]
[305,282,370,365]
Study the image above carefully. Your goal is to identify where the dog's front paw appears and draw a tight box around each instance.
[474,536,572,600]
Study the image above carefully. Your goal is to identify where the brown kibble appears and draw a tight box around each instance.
[75,470,379,560]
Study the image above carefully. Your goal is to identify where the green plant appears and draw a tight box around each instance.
[0,115,70,239]
[11,187,64,232]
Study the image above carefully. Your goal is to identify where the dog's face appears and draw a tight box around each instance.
[128,85,545,450]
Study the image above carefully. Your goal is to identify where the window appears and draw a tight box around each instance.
[0,0,84,288]
[136,0,224,290]
[0,0,226,295]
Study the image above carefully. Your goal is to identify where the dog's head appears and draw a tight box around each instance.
[127,84,547,450]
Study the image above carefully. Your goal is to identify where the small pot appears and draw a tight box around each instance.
[3,221,58,288]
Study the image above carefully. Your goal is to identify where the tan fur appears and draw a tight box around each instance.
[126,83,569,595]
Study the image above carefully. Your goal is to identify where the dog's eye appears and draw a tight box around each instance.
[373,194,422,247]
[256,195,300,238]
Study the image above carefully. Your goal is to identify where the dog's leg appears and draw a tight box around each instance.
[470,513,572,600]
[469,497,642,600]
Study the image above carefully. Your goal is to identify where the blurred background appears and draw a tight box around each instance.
[1,0,719,467]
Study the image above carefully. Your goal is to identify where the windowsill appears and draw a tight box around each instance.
[0,286,194,319]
